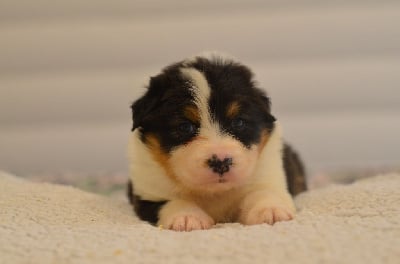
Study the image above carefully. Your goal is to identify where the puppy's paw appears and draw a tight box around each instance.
[241,206,293,225]
[239,190,296,226]
[165,213,214,232]
[158,200,214,231]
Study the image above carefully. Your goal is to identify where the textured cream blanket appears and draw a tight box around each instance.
[0,171,399,264]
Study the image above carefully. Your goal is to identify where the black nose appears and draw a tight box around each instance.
[206,155,233,176]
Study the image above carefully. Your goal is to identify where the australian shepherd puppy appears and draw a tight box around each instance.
[127,54,306,231]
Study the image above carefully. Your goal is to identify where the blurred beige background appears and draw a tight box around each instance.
[1,0,399,180]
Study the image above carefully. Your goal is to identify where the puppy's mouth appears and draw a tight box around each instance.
[218,178,227,183]
[206,172,239,187]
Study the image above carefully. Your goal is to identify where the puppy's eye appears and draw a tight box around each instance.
[231,118,245,130]
[178,121,197,135]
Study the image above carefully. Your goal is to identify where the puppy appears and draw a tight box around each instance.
[127,54,306,231]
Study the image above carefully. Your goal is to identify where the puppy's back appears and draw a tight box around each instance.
[283,144,307,196]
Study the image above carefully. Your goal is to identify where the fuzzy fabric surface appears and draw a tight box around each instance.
[0,171,399,264]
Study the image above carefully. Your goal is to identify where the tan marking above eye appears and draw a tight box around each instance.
[226,101,241,118]
[183,105,200,123]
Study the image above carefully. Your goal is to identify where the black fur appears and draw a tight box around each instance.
[187,57,276,148]
[131,56,275,151]
[283,144,307,196]
[131,67,197,152]
[127,180,167,225]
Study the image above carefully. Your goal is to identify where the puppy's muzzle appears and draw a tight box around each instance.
[206,154,233,176]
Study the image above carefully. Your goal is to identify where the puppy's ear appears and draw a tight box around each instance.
[130,96,155,131]
[258,93,276,123]
[130,75,165,131]
[266,113,276,123]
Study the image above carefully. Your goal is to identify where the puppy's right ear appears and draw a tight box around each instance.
[130,97,151,131]
[130,75,165,131]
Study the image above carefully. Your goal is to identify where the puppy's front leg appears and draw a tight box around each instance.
[158,200,215,231]
[239,190,296,225]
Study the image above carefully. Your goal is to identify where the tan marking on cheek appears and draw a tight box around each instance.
[196,135,207,141]
[145,134,178,183]
[258,129,270,154]
[226,101,241,119]
[183,105,200,124]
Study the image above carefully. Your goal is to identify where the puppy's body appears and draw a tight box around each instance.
[128,55,306,231]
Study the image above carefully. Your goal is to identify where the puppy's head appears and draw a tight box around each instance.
[131,55,276,193]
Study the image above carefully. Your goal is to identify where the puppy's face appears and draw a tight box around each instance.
[131,57,275,193]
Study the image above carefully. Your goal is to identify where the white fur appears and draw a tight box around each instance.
[128,130,176,201]
[169,134,259,193]
[253,123,290,190]
[158,200,214,231]
[180,67,221,139]
[237,123,295,224]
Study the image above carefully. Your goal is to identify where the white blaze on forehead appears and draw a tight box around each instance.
[180,67,220,138]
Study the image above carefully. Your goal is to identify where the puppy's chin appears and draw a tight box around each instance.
[179,173,247,194]
[169,137,259,194]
